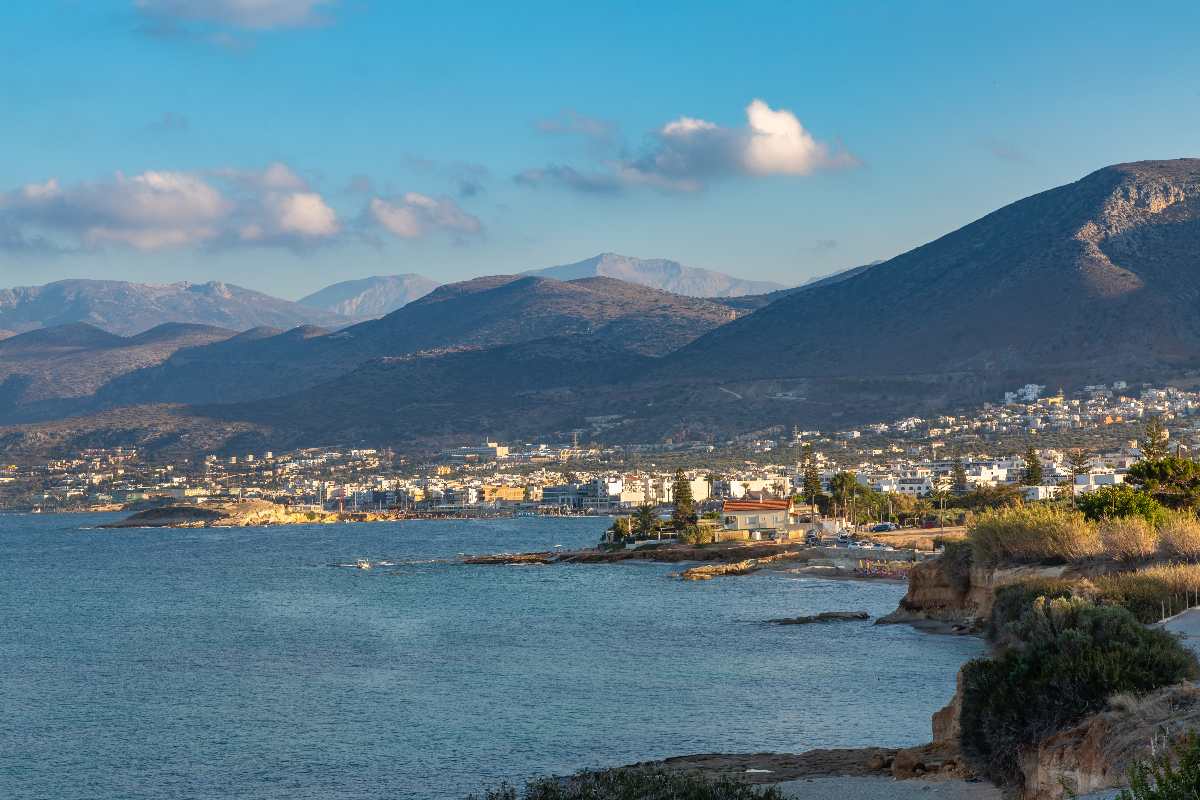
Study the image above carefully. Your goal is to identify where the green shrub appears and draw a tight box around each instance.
[969,505,1102,565]
[960,598,1198,787]
[1159,511,1200,561]
[468,769,785,800]
[940,539,974,594]
[1117,731,1200,799]
[1077,484,1166,525]
[1100,516,1161,561]
[986,577,1081,642]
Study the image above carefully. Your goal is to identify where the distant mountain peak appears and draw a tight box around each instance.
[0,278,347,337]
[524,253,787,298]
[298,273,439,321]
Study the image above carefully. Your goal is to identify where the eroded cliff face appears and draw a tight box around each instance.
[885,555,1200,799]
[878,557,1069,631]
[1020,684,1200,799]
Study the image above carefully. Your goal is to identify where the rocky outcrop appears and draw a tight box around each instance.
[768,611,870,625]
[101,500,346,528]
[877,557,1070,632]
[1019,684,1200,799]
[463,552,557,565]
[679,551,806,580]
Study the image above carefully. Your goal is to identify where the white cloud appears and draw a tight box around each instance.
[741,99,851,175]
[0,163,341,251]
[516,99,856,194]
[661,116,718,137]
[369,193,482,241]
[135,0,337,31]
[270,191,339,237]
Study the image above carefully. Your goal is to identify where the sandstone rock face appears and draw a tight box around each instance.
[1019,684,1200,799]
[878,557,1070,631]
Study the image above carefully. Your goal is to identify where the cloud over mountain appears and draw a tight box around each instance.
[368,193,482,241]
[517,99,856,194]
[0,163,341,251]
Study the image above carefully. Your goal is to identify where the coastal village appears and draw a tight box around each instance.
[5,380,1198,546]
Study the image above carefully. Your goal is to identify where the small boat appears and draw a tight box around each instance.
[355,559,372,570]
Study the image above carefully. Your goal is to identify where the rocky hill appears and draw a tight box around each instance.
[633,159,1200,428]
[526,252,785,297]
[298,274,439,320]
[0,279,346,336]
[9,160,1200,455]
[91,274,740,408]
[0,322,236,421]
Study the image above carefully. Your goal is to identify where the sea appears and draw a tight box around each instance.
[0,513,983,800]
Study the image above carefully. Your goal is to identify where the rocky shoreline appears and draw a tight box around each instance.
[98,500,392,528]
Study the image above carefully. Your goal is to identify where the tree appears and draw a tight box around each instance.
[607,516,631,542]
[1021,446,1043,487]
[1075,484,1165,525]
[633,503,657,537]
[829,471,858,521]
[1128,456,1200,510]
[670,469,695,530]
[802,446,823,504]
[1143,415,1170,461]
[1063,448,1090,500]
[951,458,969,494]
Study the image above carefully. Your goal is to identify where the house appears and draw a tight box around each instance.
[721,498,793,540]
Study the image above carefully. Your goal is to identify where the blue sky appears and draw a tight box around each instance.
[1,1,1198,298]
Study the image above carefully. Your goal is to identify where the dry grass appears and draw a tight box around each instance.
[970,505,1102,564]
[1099,516,1160,561]
[871,529,967,551]
[1159,511,1200,561]
[1092,563,1200,622]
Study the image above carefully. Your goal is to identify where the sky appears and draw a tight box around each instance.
[1,1,1199,299]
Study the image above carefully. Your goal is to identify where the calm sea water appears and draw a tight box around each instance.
[0,513,983,800]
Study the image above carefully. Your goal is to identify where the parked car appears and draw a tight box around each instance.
[871,522,898,533]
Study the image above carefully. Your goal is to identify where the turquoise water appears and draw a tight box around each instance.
[0,514,983,799]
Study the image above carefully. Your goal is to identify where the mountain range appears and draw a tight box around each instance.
[525,253,785,297]
[3,159,1198,457]
[0,254,778,337]
[0,280,344,337]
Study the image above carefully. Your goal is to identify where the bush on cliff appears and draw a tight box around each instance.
[1117,731,1200,799]
[468,769,784,800]
[939,539,974,595]
[969,505,1102,565]
[960,597,1198,787]
[986,577,1080,641]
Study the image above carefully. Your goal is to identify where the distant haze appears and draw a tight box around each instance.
[525,253,787,297]
[299,275,440,321]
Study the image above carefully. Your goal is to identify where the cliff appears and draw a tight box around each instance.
[1020,684,1200,799]
[878,557,1071,632]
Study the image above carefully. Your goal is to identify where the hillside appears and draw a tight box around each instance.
[298,274,439,320]
[202,337,655,447]
[11,159,1200,455]
[526,253,785,297]
[0,322,237,421]
[93,274,740,407]
[0,279,347,336]
[638,159,1200,425]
